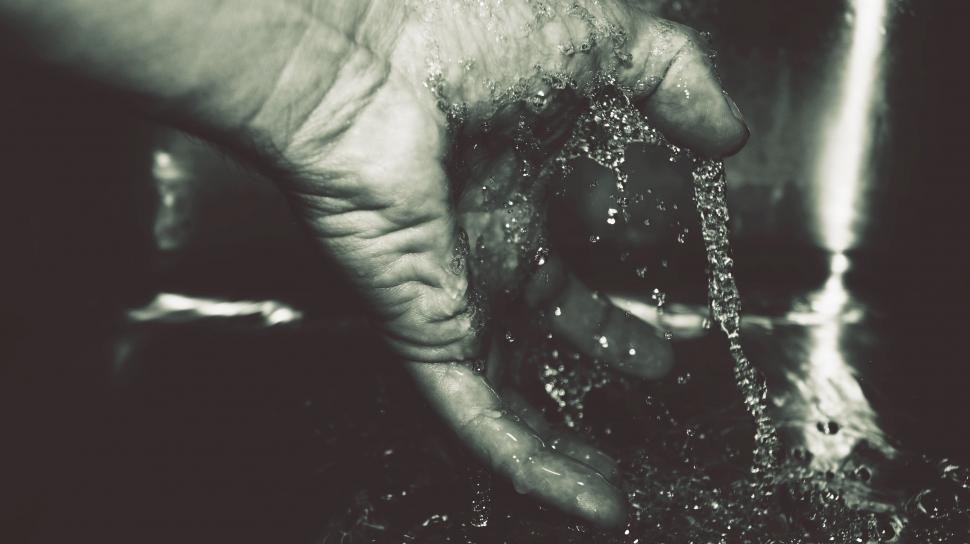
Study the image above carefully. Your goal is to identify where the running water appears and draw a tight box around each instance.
[395,2,970,539]
[559,88,781,477]
[691,159,781,476]
[550,88,969,543]
[311,70,970,544]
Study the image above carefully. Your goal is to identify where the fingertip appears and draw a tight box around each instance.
[632,22,750,158]
[503,390,621,481]
[577,481,629,530]
[715,93,750,158]
[517,452,628,529]
[408,363,628,527]
[644,81,749,159]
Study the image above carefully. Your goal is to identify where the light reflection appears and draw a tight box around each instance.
[798,0,893,467]
[815,0,889,253]
[792,253,892,467]
[127,292,303,326]
[152,149,188,251]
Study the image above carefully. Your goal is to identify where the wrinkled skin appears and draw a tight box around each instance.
[3,0,746,528]
[247,0,748,527]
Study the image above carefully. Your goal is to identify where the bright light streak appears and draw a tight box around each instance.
[815,0,889,253]
[127,292,303,326]
[797,0,893,467]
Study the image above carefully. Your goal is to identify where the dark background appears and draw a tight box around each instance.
[1,1,968,541]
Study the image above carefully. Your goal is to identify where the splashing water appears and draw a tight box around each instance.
[401,2,970,538]
[559,88,779,477]
[311,76,970,544]
[546,87,970,543]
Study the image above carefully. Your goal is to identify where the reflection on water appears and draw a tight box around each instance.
[127,292,303,326]
[799,0,892,469]
[613,251,895,471]
[788,252,894,468]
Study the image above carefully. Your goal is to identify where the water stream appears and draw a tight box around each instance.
[304,2,970,539]
[544,88,970,543]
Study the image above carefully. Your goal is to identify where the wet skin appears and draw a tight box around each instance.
[0,0,747,527]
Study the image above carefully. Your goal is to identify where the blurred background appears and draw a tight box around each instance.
[1,0,968,541]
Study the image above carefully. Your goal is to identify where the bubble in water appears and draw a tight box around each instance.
[817,421,841,435]
[853,465,872,482]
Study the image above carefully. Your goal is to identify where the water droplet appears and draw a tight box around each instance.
[528,89,550,112]
[469,467,492,527]
[676,227,689,244]
[651,288,667,309]
[450,229,470,275]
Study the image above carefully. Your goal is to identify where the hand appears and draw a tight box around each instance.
[252,0,749,528]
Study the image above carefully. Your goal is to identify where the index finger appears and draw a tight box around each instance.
[406,361,628,528]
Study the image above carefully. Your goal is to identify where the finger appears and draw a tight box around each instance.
[522,254,673,380]
[407,362,627,528]
[622,18,748,158]
[502,390,619,481]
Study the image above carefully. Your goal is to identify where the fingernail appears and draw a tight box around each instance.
[724,94,745,123]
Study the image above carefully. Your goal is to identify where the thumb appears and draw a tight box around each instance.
[622,17,749,158]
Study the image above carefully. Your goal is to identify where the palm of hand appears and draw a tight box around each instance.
[275,1,747,527]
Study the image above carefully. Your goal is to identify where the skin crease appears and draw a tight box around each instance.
[0,0,748,528]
